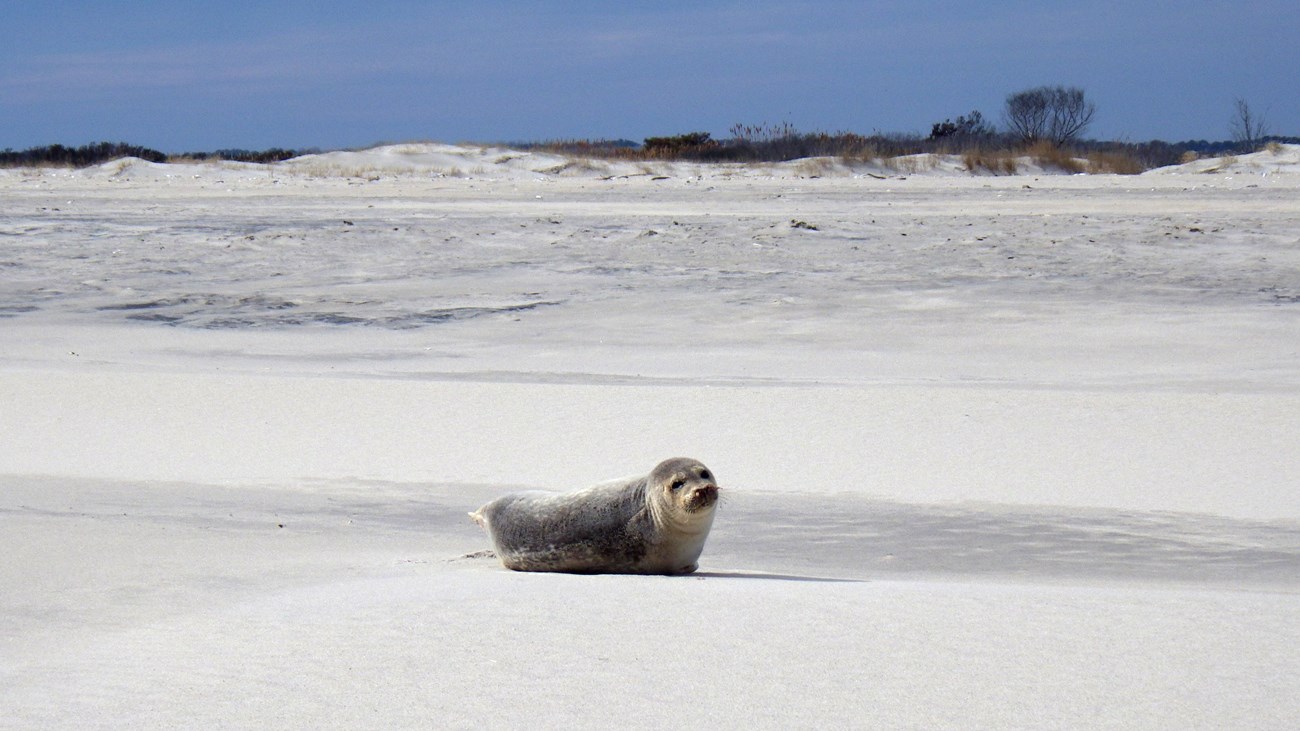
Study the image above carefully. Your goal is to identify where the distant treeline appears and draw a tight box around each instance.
[515,130,1300,171]
[0,141,168,167]
[0,141,305,168]
[173,148,305,164]
[4,134,1298,172]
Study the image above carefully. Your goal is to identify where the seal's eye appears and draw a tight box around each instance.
[670,479,685,491]
[699,470,712,481]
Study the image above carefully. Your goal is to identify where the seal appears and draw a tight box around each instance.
[469,457,721,575]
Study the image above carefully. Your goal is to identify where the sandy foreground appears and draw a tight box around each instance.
[2,146,1299,728]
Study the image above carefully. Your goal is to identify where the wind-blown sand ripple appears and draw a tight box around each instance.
[93,294,561,329]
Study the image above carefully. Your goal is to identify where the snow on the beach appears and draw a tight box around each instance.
[2,145,1298,729]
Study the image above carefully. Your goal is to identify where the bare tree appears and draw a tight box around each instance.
[1046,87,1096,146]
[1004,88,1051,144]
[1229,97,1269,152]
[1004,86,1096,146]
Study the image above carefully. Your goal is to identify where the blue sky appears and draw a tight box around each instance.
[3,1,1296,152]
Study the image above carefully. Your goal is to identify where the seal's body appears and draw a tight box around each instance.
[470,458,720,575]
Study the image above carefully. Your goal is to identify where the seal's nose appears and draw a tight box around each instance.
[695,484,720,505]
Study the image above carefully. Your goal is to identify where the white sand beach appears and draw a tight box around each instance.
[2,145,1298,728]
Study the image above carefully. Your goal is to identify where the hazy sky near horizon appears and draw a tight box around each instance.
[3,1,1296,152]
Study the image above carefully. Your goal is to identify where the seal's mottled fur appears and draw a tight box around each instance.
[470,458,720,575]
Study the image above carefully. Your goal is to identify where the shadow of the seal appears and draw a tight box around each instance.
[692,570,864,583]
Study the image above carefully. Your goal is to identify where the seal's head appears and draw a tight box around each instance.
[649,457,720,516]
